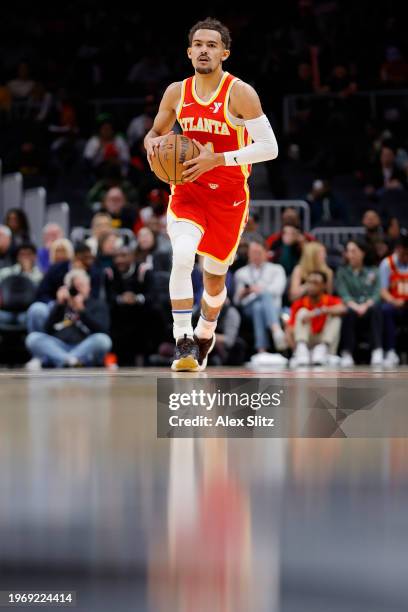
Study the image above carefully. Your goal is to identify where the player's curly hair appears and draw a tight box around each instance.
[188,18,231,50]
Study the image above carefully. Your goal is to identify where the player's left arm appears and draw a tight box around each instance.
[182,81,278,182]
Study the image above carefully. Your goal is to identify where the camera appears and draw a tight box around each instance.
[69,284,79,297]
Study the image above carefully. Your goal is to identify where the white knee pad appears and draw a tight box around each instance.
[203,255,230,276]
[168,222,203,300]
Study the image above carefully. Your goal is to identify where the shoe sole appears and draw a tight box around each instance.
[171,355,200,372]
[198,335,216,371]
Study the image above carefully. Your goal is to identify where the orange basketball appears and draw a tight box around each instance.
[151,134,200,185]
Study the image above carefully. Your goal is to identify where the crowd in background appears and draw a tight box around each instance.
[1,2,408,368]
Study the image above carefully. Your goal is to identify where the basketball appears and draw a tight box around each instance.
[151,134,200,185]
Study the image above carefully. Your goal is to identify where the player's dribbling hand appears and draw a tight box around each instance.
[182,139,224,182]
[145,131,174,169]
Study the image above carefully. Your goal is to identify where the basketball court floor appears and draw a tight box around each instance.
[1,366,407,611]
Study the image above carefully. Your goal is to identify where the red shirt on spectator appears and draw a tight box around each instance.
[288,294,343,334]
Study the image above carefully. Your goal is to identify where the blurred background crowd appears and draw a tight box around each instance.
[0,1,408,368]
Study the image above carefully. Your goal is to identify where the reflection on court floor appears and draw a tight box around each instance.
[0,369,407,611]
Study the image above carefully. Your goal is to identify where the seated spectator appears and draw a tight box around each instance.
[241,212,264,243]
[7,61,34,99]
[290,241,333,302]
[86,212,113,255]
[336,240,383,366]
[4,208,31,253]
[234,240,287,353]
[84,114,130,177]
[209,299,246,366]
[85,163,139,212]
[134,227,170,282]
[306,179,349,226]
[364,144,407,198]
[287,271,346,366]
[101,187,139,233]
[26,269,111,369]
[0,243,42,325]
[362,209,388,264]
[49,238,74,266]
[95,231,122,271]
[380,235,408,366]
[0,225,13,269]
[105,246,149,365]
[127,95,156,148]
[268,223,305,276]
[37,223,65,272]
[266,206,314,249]
[25,81,53,123]
[139,188,168,233]
[230,236,249,272]
[385,217,407,253]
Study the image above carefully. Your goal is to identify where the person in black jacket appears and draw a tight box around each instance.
[25,269,111,368]
[26,243,102,334]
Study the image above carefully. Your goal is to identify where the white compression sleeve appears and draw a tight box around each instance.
[224,114,278,166]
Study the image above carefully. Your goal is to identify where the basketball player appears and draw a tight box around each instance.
[144,17,278,371]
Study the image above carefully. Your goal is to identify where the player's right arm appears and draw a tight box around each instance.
[144,82,181,167]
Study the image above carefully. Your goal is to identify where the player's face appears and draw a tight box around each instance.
[188,29,230,74]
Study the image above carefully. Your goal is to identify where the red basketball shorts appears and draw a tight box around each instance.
[167,179,250,264]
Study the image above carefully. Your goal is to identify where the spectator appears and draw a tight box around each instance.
[0,243,42,325]
[241,212,264,243]
[266,206,314,249]
[234,241,287,353]
[101,187,139,232]
[230,236,250,272]
[362,209,388,264]
[139,188,168,233]
[5,208,31,252]
[26,269,111,369]
[86,212,113,255]
[85,163,139,212]
[268,223,305,276]
[290,241,333,302]
[84,114,130,176]
[288,271,346,366]
[127,95,156,148]
[0,225,13,269]
[306,179,349,226]
[37,223,65,272]
[365,144,406,197]
[380,235,408,366]
[385,217,407,253]
[7,61,34,99]
[25,81,53,123]
[49,238,74,266]
[209,299,246,366]
[95,231,121,271]
[336,240,383,366]
[105,246,149,365]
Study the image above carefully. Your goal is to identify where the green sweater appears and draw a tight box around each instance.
[335,265,380,304]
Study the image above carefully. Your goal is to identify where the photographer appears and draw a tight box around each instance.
[25,269,111,368]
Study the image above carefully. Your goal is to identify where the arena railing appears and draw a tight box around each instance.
[310,226,365,250]
[251,199,311,235]
[70,226,136,248]
[282,89,408,133]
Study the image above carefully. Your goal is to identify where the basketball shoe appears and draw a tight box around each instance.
[194,334,216,371]
[171,334,200,371]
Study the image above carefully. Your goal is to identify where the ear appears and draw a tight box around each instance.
[187,47,192,60]
[222,49,230,62]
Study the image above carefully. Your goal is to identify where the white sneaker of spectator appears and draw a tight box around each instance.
[340,351,355,367]
[272,326,287,351]
[25,358,42,371]
[370,348,384,366]
[311,343,328,366]
[383,349,399,367]
[291,342,310,367]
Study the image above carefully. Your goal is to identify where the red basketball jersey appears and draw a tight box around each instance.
[388,255,408,300]
[176,71,251,185]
